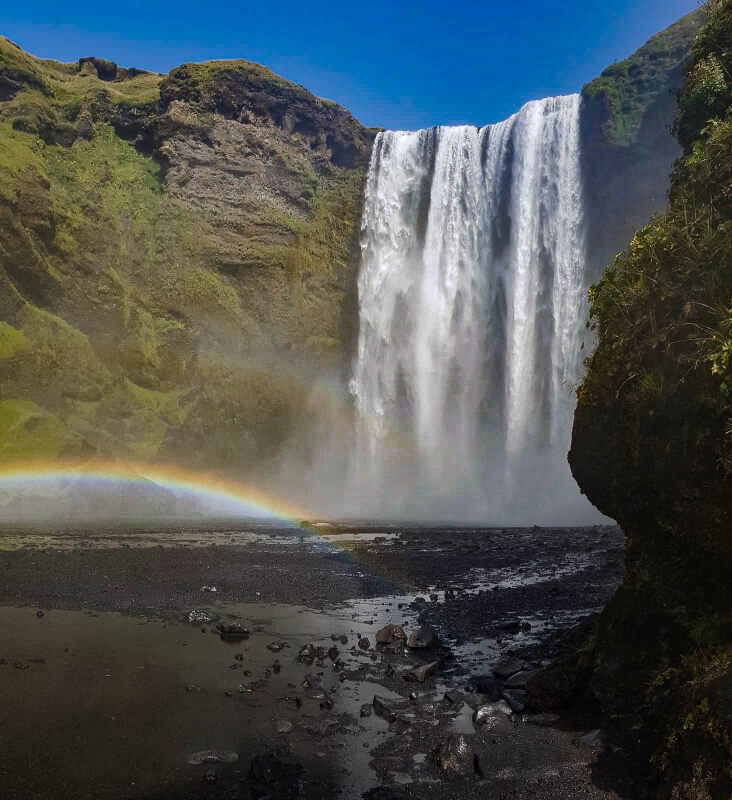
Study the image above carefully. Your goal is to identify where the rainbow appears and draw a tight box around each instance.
[0,461,312,525]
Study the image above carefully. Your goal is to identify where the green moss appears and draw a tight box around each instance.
[0,399,79,461]
[582,9,706,147]
[0,321,30,357]
[274,168,365,276]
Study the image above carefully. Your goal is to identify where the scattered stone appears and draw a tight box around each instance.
[503,669,538,689]
[234,653,244,661]
[186,750,238,766]
[200,585,217,593]
[267,641,288,652]
[492,656,526,678]
[327,645,339,661]
[444,688,463,704]
[188,609,215,625]
[404,661,439,683]
[473,701,513,727]
[185,685,200,693]
[431,735,477,777]
[407,625,438,649]
[216,623,250,641]
[373,695,398,722]
[501,620,523,634]
[275,719,293,734]
[204,767,217,784]
[272,660,281,674]
[297,644,316,664]
[35,610,44,618]
[358,637,370,650]
[360,703,373,717]
[429,593,439,602]
[375,624,407,645]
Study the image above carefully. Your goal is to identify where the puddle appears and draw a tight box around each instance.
[0,603,406,800]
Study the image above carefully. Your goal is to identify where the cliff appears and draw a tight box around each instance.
[0,12,705,490]
[570,2,732,797]
[0,38,376,476]
[581,8,707,277]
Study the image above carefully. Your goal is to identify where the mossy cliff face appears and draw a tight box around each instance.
[0,38,377,474]
[581,8,707,278]
[570,4,732,797]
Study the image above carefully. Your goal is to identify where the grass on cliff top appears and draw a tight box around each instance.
[163,58,343,111]
[582,8,706,147]
[0,36,161,107]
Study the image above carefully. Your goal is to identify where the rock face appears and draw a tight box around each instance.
[0,37,377,486]
[581,8,706,281]
[569,4,732,798]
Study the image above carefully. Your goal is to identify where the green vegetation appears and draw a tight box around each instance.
[0,321,29,357]
[582,8,705,147]
[572,3,732,793]
[0,35,367,471]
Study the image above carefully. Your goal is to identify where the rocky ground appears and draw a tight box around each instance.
[0,523,637,799]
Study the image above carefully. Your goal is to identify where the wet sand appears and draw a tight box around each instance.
[0,522,633,799]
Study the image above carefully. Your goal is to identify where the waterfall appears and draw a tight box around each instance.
[348,94,600,523]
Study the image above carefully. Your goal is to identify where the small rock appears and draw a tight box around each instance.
[404,661,439,683]
[267,641,287,652]
[360,703,373,717]
[327,646,339,661]
[275,719,293,734]
[444,688,463,704]
[200,585,218,593]
[373,695,398,722]
[431,735,477,777]
[358,637,370,650]
[297,644,316,664]
[204,767,217,784]
[474,701,513,727]
[216,623,250,641]
[407,625,438,649]
[188,609,215,625]
[186,750,238,766]
[36,610,44,618]
[375,624,407,645]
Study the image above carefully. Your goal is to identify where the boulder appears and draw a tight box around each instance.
[375,624,407,645]
[503,669,538,689]
[431,735,477,777]
[492,656,526,678]
[404,661,439,683]
[407,625,438,649]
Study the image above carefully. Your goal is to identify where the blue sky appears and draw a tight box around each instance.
[1,0,699,130]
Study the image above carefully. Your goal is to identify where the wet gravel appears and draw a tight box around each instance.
[0,522,633,800]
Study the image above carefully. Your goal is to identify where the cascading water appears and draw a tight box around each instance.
[348,94,602,523]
